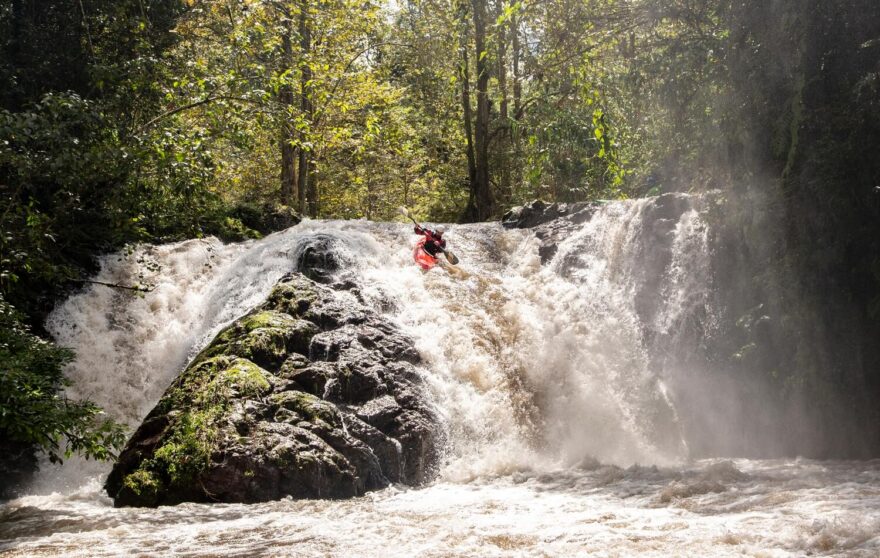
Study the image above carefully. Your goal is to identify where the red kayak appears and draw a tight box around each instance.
[413,236,438,270]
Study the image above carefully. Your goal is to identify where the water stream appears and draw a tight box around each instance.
[2,198,878,556]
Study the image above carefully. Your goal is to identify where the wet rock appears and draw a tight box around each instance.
[293,234,353,284]
[501,199,597,229]
[266,273,369,329]
[310,323,419,365]
[356,324,421,364]
[342,414,403,482]
[276,353,310,379]
[197,311,319,372]
[265,205,302,232]
[356,395,402,430]
[327,360,385,404]
[501,200,601,264]
[283,361,335,396]
[106,272,440,507]
[385,409,439,485]
[0,441,38,500]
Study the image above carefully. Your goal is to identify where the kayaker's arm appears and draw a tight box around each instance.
[398,208,460,265]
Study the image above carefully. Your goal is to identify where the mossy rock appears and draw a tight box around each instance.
[270,390,340,427]
[160,356,273,410]
[120,470,163,507]
[107,272,439,507]
[195,311,318,370]
[112,357,274,505]
[212,358,273,398]
[264,279,320,317]
[230,327,289,370]
[264,275,367,328]
[277,353,311,379]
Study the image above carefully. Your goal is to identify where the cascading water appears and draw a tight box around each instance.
[2,197,879,557]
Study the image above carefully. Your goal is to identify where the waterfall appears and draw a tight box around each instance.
[36,196,720,492]
[8,196,880,558]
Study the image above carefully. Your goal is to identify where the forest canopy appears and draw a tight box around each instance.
[1,0,879,468]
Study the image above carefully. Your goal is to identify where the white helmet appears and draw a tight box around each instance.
[435,225,446,235]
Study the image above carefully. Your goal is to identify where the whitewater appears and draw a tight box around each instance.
[1,198,879,557]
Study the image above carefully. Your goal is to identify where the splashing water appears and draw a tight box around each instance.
[3,199,879,557]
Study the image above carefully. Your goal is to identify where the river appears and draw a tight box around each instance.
[2,199,878,556]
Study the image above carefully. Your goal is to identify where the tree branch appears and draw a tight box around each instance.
[135,94,267,134]
[313,42,414,130]
[73,279,154,293]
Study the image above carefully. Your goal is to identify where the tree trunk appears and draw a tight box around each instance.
[461,49,477,187]
[279,13,297,206]
[458,8,477,220]
[297,0,315,217]
[305,162,317,217]
[495,0,510,206]
[511,8,523,198]
[512,10,521,120]
[470,0,494,221]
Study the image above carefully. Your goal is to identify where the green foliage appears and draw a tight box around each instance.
[150,410,215,488]
[0,297,126,463]
[0,93,127,297]
[123,469,161,500]
[1,0,878,465]
[0,0,232,468]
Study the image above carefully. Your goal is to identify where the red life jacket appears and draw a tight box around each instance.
[414,226,446,256]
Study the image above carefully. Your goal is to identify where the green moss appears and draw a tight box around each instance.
[235,328,288,366]
[265,280,319,316]
[270,390,339,427]
[191,310,316,370]
[239,311,299,331]
[136,357,273,491]
[150,410,216,488]
[190,311,292,364]
[213,358,272,398]
[270,281,317,303]
[123,469,162,500]
[158,356,231,411]
[123,290,324,501]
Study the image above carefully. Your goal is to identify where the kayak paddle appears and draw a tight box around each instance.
[398,207,460,265]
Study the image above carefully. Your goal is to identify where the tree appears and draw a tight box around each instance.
[0,0,189,477]
[467,0,495,220]
[0,296,126,465]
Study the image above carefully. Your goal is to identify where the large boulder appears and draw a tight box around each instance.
[105,273,441,507]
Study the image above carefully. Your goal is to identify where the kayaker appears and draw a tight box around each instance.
[414,224,447,257]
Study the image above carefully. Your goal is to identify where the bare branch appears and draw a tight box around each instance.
[74,279,154,293]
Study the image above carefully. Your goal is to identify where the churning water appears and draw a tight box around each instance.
[2,198,879,556]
